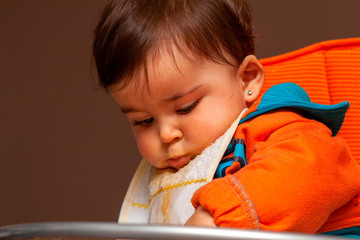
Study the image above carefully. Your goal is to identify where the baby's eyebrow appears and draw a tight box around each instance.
[121,84,204,113]
[120,107,135,114]
[164,85,203,102]
[120,105,142,114]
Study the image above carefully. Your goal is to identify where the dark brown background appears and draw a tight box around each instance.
[1,0,359,226]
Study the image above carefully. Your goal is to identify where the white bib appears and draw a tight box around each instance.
[118,109,247,225]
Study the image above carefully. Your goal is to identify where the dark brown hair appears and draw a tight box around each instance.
[93,0,254,91]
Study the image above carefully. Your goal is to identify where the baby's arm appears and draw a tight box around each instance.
[185,206,216,227]
[190,111,360,232]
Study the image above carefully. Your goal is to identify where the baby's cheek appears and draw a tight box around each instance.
[135,134,152,157]
[135,133,163,167]
[187,114,228,143]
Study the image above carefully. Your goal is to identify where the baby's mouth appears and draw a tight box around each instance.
[167,155,191,169]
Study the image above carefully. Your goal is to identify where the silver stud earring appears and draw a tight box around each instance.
[248,90,252,95]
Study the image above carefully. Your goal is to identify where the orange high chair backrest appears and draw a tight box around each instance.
[259,38,360,164]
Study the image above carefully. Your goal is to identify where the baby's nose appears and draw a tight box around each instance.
[159,123,183,144]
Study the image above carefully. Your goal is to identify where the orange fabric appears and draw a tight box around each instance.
[192,105,360,233]
[191,39,360,233]
[259,38,360,165]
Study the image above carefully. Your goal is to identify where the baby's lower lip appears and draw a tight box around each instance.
[168,155,190,169]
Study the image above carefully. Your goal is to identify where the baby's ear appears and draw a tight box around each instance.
[237,55,265,105]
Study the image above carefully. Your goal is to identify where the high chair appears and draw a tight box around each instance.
[259,38,360,164]
[1,39,359,240]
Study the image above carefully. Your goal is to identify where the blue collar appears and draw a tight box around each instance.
[240,83,349,136]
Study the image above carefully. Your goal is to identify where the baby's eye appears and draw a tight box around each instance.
[176,100,200,114]
[133,118,154,127]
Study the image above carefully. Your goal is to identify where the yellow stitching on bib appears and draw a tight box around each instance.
[131,178,207,209]
[131,202,149,209]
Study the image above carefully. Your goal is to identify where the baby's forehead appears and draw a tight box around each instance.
[110,50,208,98]
[148,46,200,73]
[137,51,202,89]
[110,41,236,95]
[113,47,200,90]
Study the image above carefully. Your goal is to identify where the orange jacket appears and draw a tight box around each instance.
[191,83,360,233]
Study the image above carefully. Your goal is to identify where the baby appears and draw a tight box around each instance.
[93,0,360,237]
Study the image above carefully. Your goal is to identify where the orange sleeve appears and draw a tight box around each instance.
[191,114,360,233]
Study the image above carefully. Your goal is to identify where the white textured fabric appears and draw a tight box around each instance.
[118,109,247,225]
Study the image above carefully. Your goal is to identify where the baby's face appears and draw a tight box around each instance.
[111,52,247,170]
